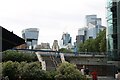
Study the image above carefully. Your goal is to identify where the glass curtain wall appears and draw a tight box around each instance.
[107,0,120,61]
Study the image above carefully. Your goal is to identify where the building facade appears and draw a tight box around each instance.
[61,32,72,46]
[85,15,103,40]
[87,23,97,39]
[52,40,59,51]
[22,28,39,49]
[76,35,85,45]
[86,15,97,26]
[35,43,50,50]
[107,0,120,61]
[77,18,104,44]
[76,27,87,45]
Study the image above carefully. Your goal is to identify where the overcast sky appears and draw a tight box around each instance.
[0,0,107,46]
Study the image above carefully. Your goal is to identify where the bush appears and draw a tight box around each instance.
[46,70,57,80]
[55,61,88,80]
[2,50,37,62]
[18,61,47,80]
[2,61,48,80]
[2,61,19,80]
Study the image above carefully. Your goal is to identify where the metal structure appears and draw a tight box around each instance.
[0,26,25,51]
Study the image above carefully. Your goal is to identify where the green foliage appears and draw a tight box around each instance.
[59,48,72,53]
[55,61,87,80]
[2,61,48,80]
[2,61,19,80]
[99,29,106,52]
[2,50,37,62]
[78,29,106,52]
[18,62,47,80]
[2,61,90,80]
[46,70,57,80]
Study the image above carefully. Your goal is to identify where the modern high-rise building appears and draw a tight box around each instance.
[85,15,103,40]
[76,35,85,44]
[107,0,120,62]
[76,27,87,45]
[22,28,39,49]
[87,23,98,39]
[61,32,72,46]
[78,27,87,36]
[60,32,72,49]
[86,15,97,26]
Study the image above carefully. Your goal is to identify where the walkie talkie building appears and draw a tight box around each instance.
[22,28,39,49]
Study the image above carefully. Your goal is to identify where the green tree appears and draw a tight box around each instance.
[84,39,95,52]
[2,61,19,80]
[99,29,106,52]
[78,42,84,52]
[2,50,37,62]
[78,39,95,52]
[18,61,47,80]
[46,70,57,80]
[2,61,48,80]
[55,61,87,80]
[59,48,72,53]
[78,29,106,52]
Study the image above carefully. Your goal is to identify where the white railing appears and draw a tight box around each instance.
[60,53,65,63]
[35,52,46,71]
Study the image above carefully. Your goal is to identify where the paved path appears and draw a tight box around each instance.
[87,76,115,80]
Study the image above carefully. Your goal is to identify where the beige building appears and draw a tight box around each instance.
[35,43,50,50]
[16,43,27,49]
[52,40,59,51]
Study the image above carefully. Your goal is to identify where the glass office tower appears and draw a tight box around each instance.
[62,32,72,46]
[22,28,39,49]
[107,0,120,61]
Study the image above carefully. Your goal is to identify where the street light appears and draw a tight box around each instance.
[85,49,87,55]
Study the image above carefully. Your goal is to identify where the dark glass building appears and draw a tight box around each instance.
[107,0,120,61]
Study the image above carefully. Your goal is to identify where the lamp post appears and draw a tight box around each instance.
[74,46,77,56]
[85,49,87,55]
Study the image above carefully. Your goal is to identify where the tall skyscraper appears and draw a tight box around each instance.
[85,15,103,40]
[61,32,72,46]
[22,28,39,49]
[107,0,120,62]
[86,15,97,26]
[76,27,87,45]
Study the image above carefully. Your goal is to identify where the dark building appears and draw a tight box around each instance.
[107,0,120,66]
[0,26,25,51]
[61,32,72,46]
[76,35,85,45]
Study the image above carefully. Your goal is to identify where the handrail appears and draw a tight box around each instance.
[13,49,107,55]
[49,52,58,69]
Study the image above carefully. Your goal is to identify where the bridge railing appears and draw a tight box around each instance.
[77,52,107,55]
[13,49,107,56]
